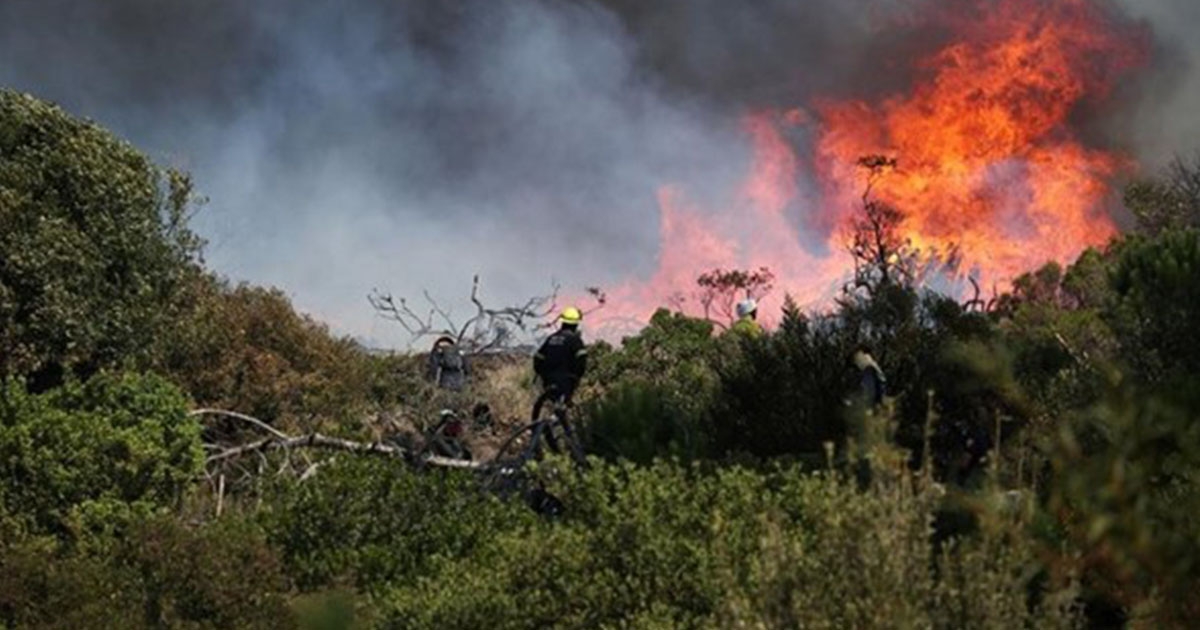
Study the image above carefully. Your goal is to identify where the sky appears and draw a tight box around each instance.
[1,0,1197,347]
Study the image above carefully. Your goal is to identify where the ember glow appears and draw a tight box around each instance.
[595,0,1145,334]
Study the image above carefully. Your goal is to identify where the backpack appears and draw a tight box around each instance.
[437,345,464,372]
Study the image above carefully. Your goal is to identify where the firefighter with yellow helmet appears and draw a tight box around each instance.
[533,306,589,403]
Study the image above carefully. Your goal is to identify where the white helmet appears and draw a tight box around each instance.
[736,298,758,319]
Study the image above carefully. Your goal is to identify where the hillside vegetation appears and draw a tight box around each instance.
[2,90,1198,628]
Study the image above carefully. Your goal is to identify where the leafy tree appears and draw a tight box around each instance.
[0,90,202,389]
[1109,228,1200,383]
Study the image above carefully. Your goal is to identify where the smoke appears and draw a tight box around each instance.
[0,0,1196,344]
[1106,0,1200,168]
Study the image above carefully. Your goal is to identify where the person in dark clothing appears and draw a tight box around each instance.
[853,344,886,408]
[428,335,469,391]
[533,307,588,403]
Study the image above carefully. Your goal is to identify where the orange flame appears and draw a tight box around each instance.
[592,0,1145,337]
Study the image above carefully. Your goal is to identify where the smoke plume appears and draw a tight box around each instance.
[1,0,1196,344]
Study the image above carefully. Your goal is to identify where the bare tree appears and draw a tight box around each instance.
[695,266,775,327]
[370,276,551,352]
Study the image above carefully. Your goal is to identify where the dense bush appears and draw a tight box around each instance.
[579,310,721,461]
[581,380,706,463]
[1047,367,1200,625]
[379,459,1078,629]
[261,457,533,593]
[0,90,201,389]
[157,277,405,431]
[0,515,293,629]
[712,304,858,460]
[0,372,202,541]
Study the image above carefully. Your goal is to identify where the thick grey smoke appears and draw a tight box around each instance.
[1,0,1196,345]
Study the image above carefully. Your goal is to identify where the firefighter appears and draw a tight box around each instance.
[853,344,886,408]
[427,335,469,391]
[732,298,763,337]
[533,307,588,403]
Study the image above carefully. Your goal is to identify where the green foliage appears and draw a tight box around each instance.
[1110,229,1200,382]
[949,234,1200,624]
[261,457,533,593]
[4,89,1200,627]
[0,90,202,388]
[379,459,1078,629]
[580,309,720,460]
[0,514,293,629]
[0,372,202,541]
[581,381,706,463]
[713,310,856,459]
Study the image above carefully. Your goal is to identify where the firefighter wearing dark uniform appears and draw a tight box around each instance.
[533,307,588,403]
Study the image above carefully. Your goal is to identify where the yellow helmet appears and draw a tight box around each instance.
[559,306,582,325]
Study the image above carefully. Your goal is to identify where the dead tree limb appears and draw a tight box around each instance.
[195,409,483,472]
[190,409,289,439]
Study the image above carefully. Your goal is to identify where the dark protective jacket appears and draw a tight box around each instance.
[533,326,588,396]
[860,364,886,407]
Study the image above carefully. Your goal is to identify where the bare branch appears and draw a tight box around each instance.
[424,289,458,333]
[190,408,289,439]
[371,275,568,353]
[963,276,986,312]
[205,430,481,470]
[206,433,400,463]
[195,408,485,482]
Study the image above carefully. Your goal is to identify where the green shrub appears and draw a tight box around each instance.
[712,308,857,460]
[0,372,202,542]
[380,459,1078,629]
[1047,373,1200,626]
[579,310,720,458]
[261,457,533,593]
[0,90,202,388]
[581,380,708,464]
[0,514,293,629]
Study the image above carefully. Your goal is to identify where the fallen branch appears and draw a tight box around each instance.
[206,432,403,463]
[195,408,483,471]
[190,408,289,439]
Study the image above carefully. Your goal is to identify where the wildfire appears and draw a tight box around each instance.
[594,0,1145,336]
